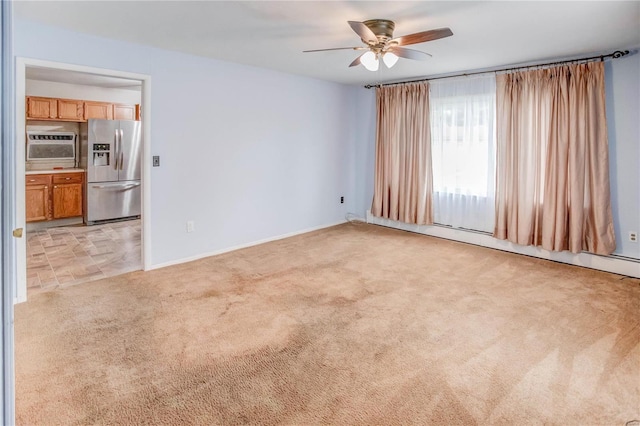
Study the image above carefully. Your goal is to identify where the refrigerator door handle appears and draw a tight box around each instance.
[120,129,124,170]
[114,129,119,170]
[91,182,141,190]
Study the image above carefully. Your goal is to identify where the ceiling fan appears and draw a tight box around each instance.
[304,19,453,71]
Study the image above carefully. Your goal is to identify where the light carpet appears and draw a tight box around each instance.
[15,223,640,424]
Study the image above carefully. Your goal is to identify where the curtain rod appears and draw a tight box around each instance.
[363,49,630,89]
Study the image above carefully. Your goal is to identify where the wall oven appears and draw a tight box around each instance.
[26,131,77,170]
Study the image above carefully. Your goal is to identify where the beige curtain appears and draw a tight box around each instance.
[371,82,433,225]
[494,62,616,255]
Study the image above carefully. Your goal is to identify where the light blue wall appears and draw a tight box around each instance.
[14,19,364,266]
[354,54,640,259]
[13,19,638,262]
[353,88,376,218]
[605,52,640,259]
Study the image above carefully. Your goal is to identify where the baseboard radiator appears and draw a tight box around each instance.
[366,211,640,279]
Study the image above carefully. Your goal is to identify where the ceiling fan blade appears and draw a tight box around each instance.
[390,28,453,46]
[303,47,362,53]
[389,46,432,61]
[348,21,378,44]
[349,53,365,67]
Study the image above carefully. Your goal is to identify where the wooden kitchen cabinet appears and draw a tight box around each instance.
[25,174,51,222]
[113,103,137,120]
[52,173,83,219]
[52,184,83,219]
[26,185,50,222]
[26,96,140,122]
[84,101,114,120]
[26,172,84,222]
[26,97,57,120]
[27,96,84,121]
[57,99,84,121]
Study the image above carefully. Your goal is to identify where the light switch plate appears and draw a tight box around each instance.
[153,156,160,167]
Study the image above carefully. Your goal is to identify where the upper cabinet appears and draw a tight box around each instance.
[57,99,84,121]
[84,101,114,120]
[27,97,57,119]
[26,96,140,122]
[113,103,138,121]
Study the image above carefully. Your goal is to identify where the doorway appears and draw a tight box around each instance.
[15,58,152,303]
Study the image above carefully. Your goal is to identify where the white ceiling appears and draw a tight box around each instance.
[14,1,640,86]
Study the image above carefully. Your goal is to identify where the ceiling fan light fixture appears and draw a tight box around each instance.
[361,51,379,71]
[383,52,399,68]
[303,19,453,72]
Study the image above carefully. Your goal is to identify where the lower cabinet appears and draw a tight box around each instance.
[53,180,83,219]
[26,172,84,222]
[25,183,50,222]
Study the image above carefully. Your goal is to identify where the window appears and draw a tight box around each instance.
[429,75,496,233]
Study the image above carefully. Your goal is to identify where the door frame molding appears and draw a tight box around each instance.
[2,1,15,422]
[15,57,152,303]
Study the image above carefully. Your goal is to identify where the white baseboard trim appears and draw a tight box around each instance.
[148,220,347,271]
[26,217,83,232]
[367,212,640,278]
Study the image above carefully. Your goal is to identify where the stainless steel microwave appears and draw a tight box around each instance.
[26,131,77,168]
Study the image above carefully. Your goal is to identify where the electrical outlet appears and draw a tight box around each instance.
[340,196,344,204]
[153,156,160,167]
[629,231,638,243]
[187,221,195,233]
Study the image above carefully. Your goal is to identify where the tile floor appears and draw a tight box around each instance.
[26,219,141,295]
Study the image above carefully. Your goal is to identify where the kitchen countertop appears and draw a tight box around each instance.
[26,168,85,175]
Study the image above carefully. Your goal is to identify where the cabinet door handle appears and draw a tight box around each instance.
[54,186,57,189]
[65,177,71,180]
[29,179,36,182]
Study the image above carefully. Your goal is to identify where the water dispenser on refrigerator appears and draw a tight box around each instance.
[92,143,110,167]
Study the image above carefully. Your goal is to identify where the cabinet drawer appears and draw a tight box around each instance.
[53,173,83,184]
[25,175,51,186]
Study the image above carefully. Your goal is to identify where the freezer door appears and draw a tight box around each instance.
[118,120,142,182]
[85,180,141,223]
[87,119,119,183]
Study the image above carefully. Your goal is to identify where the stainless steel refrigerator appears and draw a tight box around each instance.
[80,119,142,224]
